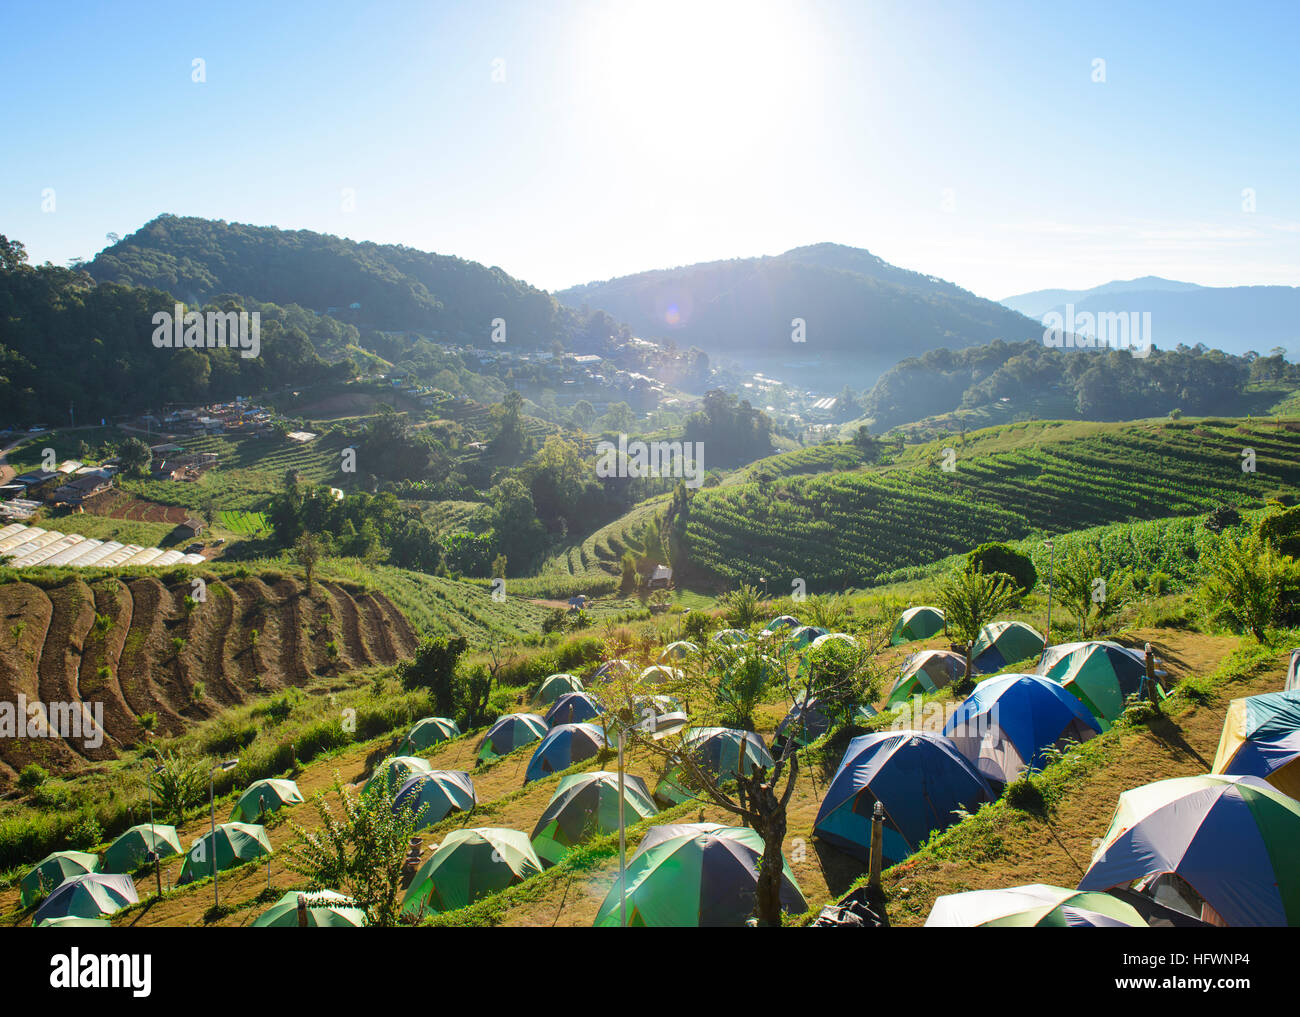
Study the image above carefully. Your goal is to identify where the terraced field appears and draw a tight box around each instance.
[0,574,416,783]
[681,418,1300,588]
[528,496,670,597]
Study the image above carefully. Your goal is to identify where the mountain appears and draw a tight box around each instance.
[553,243,1041,356]
[88,215,620,349]
[1001,278,1300,356]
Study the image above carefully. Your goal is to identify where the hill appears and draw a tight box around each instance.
[554,242,1040,357]
[1001,276,1300,357]
[87,215,622,350]
[0,570,416,783]
[671,417,1300,589]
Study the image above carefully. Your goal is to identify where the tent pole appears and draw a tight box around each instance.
[618,728,627,928]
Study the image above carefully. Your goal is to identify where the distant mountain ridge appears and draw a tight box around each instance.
[554,242,1041,356]
[1001,277,1299,356]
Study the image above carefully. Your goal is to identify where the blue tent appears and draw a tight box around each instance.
[544,691,604,727]
[814,731,992,866]
[944,674,1101,785]
[524,723,607,783]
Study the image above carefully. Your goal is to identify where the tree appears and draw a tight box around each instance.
[1198,530,1298,641]
[285,775,423,927]
[719,583,762,629]
[118,437,152,478]
[398,635,469,717]
[934,567,1017,684]
[1052,543,1136,638]
[293,532,326,593]
[967,542,1037,594]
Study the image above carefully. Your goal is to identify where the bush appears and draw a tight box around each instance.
[967,542,1037,594]
[1258,505,1300,558]
[17,764,48,792]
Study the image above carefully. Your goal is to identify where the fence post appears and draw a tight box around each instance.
[868,801,885,891]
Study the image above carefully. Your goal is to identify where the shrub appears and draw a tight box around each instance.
[967,542,1037,594]
[17,764,48,792]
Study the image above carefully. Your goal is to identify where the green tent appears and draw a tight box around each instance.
[402,828,543,916]
[36,916,111,928]
[1036,640,1149,729]
[639,665,682,687]
[655,727,774,806]
[538,673,584,704]
[711,629,749,646]
[178,822,273,885]
[779,625,828,659]
[393,770,477,830]
[658,640,698,663]
[100,823,182,874]
[230,778,304,823]
[531,771,658,867]
[20,850,98,907]
[33,872,138,925]
[889,606,946,646]
[926,884,1149,926]
[971,620,1044,674]
[594,823,806,926]
[886,650,968,707]
[364,755,434,797]
[252,889,367,927]
[402,716,461,752]
[476,713,547,763]
[762,615,801,635]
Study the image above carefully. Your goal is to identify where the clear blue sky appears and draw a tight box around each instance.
[3,0,1297,299]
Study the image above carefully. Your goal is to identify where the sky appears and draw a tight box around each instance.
[2,0,1298,300]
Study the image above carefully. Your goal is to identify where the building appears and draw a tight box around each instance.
[49,473,114,506]
[177,518,205,538]
[12,470,62,500]
[649,564,673,589]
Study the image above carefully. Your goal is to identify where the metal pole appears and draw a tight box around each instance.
[618,728,627,929]
[1044,539,1055,655]
[147,766,161,897]
[210,771,218,910]
[868,801,885,891]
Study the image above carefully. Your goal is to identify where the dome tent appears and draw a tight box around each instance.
[925,884,1148,927]
[593,823,806,927]
[178,823,272,884]
[774,696,876,750]
[1211,690,1300,798]
[19,851,98,907]
[524,723,607,783]
[392,770,477,830]
[401,828,542,916]
[971,620,1043,674]
[476,713,547,763]
[252,889,367,927]
[814,731,992,866]
[531,771,658,866]
[658,640,698,663]
[363,755,433,797]
[100,824,182,874]
[1035,640,1149,729]
[32,873,138,925]
[889,606,945,646]
[537,673,584,705]
[943,674,1101,785]
[1078,774,1300,926]
[655,727,774,806]
[230,778,303,823]
[886,650,967,707]
[402,716,461,752]
[545,691,604,727]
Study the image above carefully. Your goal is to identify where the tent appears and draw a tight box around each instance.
[20,850,98,907]
[886,650,967,707]
[655,727,774,806]
[814,731,992,866]
[774,696,877,750]
[971,620,1044,674]
[537,673,584,705]
[545,691,604,727]
[524,723,607,783]
[531,771,658,866]
[943,674,1101,785]
[592,659,633,682]
[763,615,801,635]
[1078,774,1300,926]
[252,889,366,927]
[889,606,946,646]
[925,884,1149,927]
[593,823,806,927]
[402,716,461,752]
[36,916,111,928]
[1211,691,1300,798]
[100,823,182,874]
[178,823,273,884]
[658,640,698,663]
[1035,640,1148,729]
[393,770,477,830]
[32,873,138,926]
[780,625,828,658]
[402,828,542,916]
[1288,649,1300,692]
[476,713,548,763]
[639,665,682,687]
[364,755,434,797]
[230,778,303,823]
[711,628,749,646]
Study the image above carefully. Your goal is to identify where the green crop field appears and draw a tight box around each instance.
[678,418,1300,590]
[217,509,270,535]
